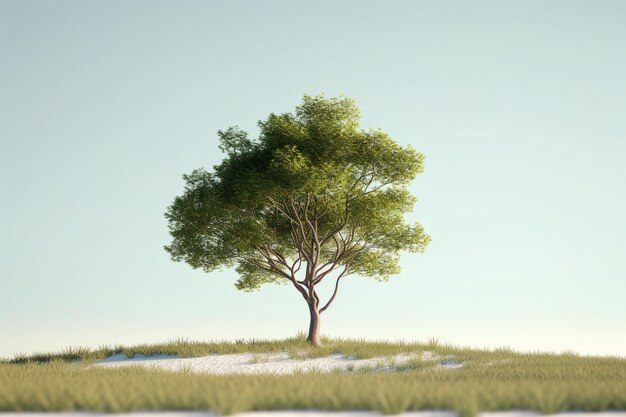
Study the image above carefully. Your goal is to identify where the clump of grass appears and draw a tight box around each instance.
[248,353,287,364]
[9,346,93,364]
[399,356,439,372]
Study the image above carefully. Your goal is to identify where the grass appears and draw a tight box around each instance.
[4,334,447,364]
[1,336,625,416]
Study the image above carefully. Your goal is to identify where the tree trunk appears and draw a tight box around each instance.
[307,303,321,346]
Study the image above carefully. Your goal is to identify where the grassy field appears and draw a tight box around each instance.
[1,337,625,416]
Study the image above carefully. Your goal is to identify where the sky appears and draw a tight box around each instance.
[1,0,625,358]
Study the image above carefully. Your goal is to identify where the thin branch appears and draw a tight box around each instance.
[253,245,309,302]
[318,194,351,247]
[319,266,350,314]
[289,196,314,257]
[268,197,299,224]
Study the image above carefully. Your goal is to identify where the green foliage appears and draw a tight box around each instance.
[165,95,430,293]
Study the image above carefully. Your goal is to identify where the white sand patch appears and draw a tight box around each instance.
[95,352,429,374]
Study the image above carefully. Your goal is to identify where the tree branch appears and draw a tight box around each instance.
[319,266,350,314]
[254,245,309,302]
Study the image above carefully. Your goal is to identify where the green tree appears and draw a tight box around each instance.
[165,95,430,345]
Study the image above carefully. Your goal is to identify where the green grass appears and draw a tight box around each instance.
[1,337,625,416]
[4,334,448,364]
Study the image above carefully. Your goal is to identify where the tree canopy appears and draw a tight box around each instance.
[165,95,430,344]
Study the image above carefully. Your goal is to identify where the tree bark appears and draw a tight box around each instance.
[307,303,321,346]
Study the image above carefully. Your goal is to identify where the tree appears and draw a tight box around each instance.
[164,95,430,345]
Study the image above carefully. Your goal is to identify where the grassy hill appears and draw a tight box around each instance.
[1,337,625,416]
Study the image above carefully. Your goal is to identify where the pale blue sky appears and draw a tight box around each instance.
[1,0,625,358]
